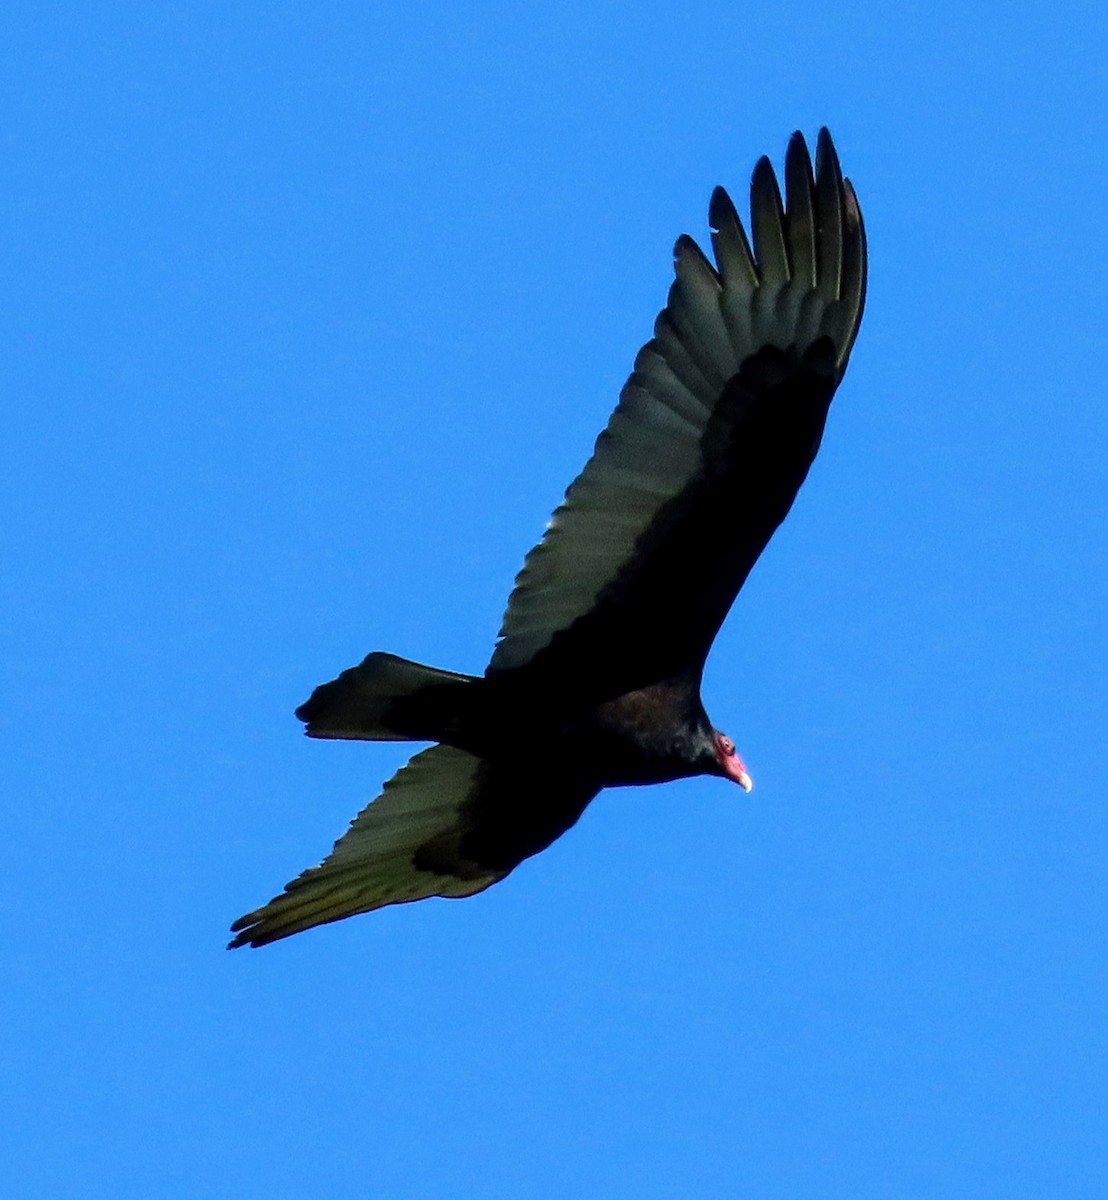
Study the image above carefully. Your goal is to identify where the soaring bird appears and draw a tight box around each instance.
[229,128,866,949]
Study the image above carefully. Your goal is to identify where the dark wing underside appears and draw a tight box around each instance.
[488,128,866,698]
[229,745,598,948]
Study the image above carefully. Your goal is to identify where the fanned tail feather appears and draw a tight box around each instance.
[295,652,479,742]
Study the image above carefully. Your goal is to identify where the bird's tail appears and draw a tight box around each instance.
[294,652,480,742]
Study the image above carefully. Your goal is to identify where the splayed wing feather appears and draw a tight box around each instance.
[814,128,844,300]
[708,186,758,289]
[750,156,790,284]
[838,180,867,364]
[784,132,817,288]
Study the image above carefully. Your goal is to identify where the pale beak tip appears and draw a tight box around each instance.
[737,770,754,793]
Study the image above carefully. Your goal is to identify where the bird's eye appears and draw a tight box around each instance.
[719,736,734,756]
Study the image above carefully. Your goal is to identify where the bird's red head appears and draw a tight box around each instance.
[714,731,753,792]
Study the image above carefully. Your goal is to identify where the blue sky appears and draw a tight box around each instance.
[3,3,1107,1196]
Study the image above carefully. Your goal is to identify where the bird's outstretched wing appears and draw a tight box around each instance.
[229,744,597,948]
[488,129,866,698]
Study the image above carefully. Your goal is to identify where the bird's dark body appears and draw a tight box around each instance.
[403,675,718,876]
[230,129,866,948]
[339,665,719,786]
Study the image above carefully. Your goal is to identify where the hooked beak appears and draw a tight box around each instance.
[713,730,753,792]
[722,753,754,793]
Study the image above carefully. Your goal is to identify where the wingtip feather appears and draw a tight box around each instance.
[813,128,845,300]
[838,176,867,363]
[750,155,789,285]
[708,185,758,288]
[784,131,817,288]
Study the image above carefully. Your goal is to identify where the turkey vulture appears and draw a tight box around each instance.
[229,128,866,949]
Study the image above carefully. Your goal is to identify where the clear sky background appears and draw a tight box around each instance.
[3,3,1106,1197]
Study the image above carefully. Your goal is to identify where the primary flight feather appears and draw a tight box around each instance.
[230,127,866,949]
